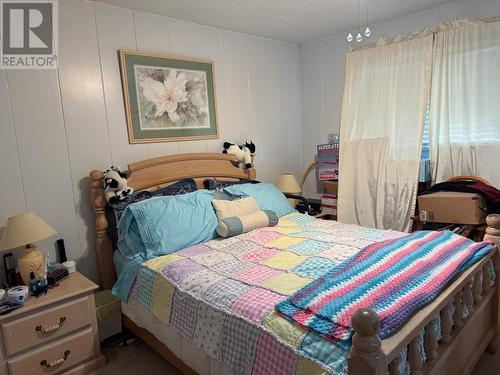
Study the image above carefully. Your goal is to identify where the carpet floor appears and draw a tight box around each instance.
[89,339,181,375]
[88,338,500,374]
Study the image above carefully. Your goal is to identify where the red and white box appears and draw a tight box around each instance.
[321,193,337,215]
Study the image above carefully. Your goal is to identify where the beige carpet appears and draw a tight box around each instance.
[89,340,181,375]
[89,339,499,374]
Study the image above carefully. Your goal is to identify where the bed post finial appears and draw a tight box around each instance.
[484,214,500,247]
[485,214,500,353]
[348,308,385,375]
[89,169,117,290]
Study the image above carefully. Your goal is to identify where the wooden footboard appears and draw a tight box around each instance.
[348,214,500,375]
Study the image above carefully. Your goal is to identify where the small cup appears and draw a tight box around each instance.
[62,260,76,273]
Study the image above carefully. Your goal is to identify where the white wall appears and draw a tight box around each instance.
[300,0,500,197]
[0,0,303,282]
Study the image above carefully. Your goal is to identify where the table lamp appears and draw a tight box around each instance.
[0,212,57,285]
[276,173,301,207]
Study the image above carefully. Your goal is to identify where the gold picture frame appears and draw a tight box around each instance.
[119,49,219,143]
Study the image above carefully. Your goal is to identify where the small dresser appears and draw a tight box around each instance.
[0,272,105,375]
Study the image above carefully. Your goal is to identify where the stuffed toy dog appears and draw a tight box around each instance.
[102,166,134,204]
[222,141,256,169]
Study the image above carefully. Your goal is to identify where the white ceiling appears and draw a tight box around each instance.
[94,0,453,43]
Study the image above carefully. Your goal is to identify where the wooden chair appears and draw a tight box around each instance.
[447,175,491,186]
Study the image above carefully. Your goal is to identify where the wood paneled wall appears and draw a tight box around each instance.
[0,0,303,281]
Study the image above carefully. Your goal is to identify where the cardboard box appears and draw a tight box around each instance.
[417,191,487,225]
[323,181,338,194]
[321,193,337,215]
[317,144,339,180]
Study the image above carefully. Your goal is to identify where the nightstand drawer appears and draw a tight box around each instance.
[7,327,95,375]
[1,297,91,355]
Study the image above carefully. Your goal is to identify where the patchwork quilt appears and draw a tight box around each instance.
[128,213,404,375]
[127,213,496,375]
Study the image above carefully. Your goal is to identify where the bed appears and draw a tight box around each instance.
[89,152,500,375]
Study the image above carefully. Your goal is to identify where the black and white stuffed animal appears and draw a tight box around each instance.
[103,166,134,204]
[222,141,256,169]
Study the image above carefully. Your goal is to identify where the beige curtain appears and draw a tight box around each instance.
[429,20,500,188]
[338,35,433,232]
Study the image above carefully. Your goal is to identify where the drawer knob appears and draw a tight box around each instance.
[40,350,70,368]
[35,316,66,334]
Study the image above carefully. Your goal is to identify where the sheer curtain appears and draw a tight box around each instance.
[338,36,433,232]
[429,20,500,187]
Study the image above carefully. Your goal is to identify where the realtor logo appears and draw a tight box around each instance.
[1,0,58,69]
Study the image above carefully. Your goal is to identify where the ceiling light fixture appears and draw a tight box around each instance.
[346,0,352,42]
[364,1,372,37]
[346,0,372,43]
[356,0,362,42]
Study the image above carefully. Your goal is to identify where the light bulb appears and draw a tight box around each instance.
[365,26,371,37]
[356,32,362,42]
[347,32,353,42]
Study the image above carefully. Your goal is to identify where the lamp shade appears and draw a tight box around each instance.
[0,211,57,250]
[276,173,301,194]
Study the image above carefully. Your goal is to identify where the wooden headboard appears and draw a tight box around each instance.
[89,153,256,289]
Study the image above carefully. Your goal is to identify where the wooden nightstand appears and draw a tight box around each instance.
[0,272,106,375]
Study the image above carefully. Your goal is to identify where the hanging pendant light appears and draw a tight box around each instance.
[346,0,353,43]
[364,0,372,39]
[355,0,362,42]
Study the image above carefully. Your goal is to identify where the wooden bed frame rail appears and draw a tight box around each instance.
[349,214,500,375]
[89,153,500,375]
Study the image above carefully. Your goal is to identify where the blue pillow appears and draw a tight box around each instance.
[223,183,295,217]
[106,178,197,247]
[117,190,218,259]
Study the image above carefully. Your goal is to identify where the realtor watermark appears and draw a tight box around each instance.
[1,0,58,69]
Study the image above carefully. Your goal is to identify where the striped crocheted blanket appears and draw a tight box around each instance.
[276,230,493,344]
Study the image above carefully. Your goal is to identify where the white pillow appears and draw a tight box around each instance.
[217,210,278,238]
[211,196,259,220]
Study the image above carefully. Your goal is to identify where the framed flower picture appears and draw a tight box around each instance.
[118,50,219,143]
